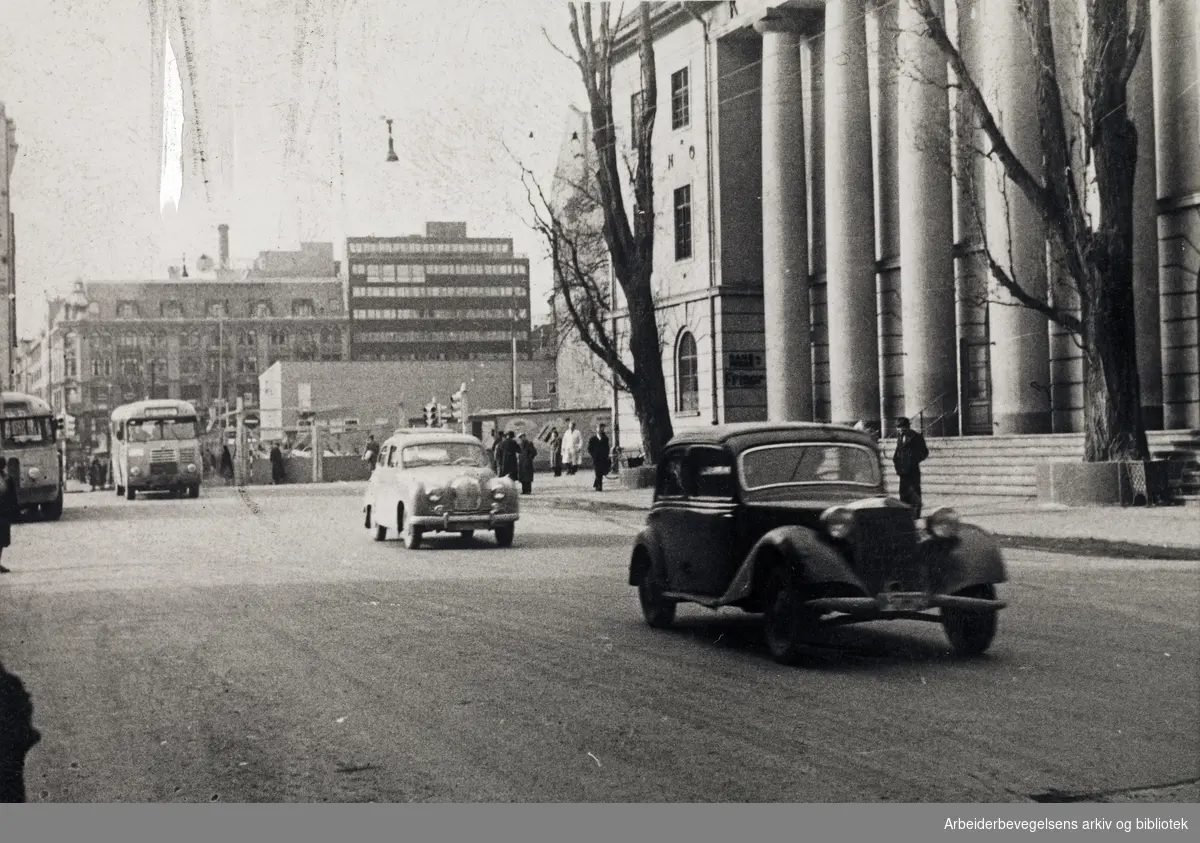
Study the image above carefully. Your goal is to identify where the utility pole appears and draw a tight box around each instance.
[311,415,323,483]
[234,395,246,486]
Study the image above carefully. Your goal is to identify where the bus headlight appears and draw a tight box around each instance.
[130,466,142,477]
[186,463,198,473]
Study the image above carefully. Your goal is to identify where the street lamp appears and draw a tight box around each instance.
[385,118,399,163]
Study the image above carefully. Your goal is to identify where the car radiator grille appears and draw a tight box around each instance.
[450,478,483,512]
[849,508,925,594]
[150,448,174,464]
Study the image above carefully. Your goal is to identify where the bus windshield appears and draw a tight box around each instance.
[126,418,199,443]
[1,417,55,447]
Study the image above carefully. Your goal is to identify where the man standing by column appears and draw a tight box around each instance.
[892,417,928,518]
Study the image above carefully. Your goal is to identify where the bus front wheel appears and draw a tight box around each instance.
[188,485,199,499]
[125,486,136,501]
[42,493,63,521]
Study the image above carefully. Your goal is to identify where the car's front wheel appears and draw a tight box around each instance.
[400,507,423,550]
[637,576,676,629]
[493,524,514,547]
[762,566,817,666]
[941,584,999,657]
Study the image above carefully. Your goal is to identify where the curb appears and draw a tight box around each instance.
[529,496,1200,562]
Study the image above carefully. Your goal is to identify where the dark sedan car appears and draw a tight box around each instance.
[628,422,1007,665]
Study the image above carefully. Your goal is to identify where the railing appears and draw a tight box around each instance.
[915,389,960,437]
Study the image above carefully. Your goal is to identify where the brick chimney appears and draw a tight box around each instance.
[218,224,230,269]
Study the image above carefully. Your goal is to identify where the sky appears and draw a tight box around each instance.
[0,0,587,336]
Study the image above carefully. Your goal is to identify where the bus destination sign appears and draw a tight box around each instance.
[143,408,179,419]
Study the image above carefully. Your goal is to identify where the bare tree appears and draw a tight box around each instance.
[912,0,1150,462]
[532,2,673,463]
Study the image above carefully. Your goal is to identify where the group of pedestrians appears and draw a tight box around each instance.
[487,418,614,495]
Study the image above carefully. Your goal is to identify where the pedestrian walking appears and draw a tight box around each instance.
[587,423,612,492]
[892,416,929,518]
[0,659,41,802]
[549,427,563,477]
[362,434,380,467]
[0,463,18,574]
[269,442,286,485]
[89,456,102,492]
[562,420,583,476]
[498,431,521,482]
[488,429,503,473]
[518,433,538,495]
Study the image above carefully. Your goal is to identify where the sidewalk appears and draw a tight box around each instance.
[524,473,1200,560]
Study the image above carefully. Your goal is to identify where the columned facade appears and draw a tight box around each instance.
[586,0,1199,456]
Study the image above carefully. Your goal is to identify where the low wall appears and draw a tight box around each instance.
[245,456,372,485]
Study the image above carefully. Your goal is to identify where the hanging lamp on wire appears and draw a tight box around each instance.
[385,118,399,163]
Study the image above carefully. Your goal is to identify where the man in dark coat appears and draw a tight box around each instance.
[548,427,563,477]
[587,423,612,492]
[0,463,17,574]
[892,416,929,518]
[89,457,102,491]
[220,445,234,483]
[498,431,521,482]
[517,433,538,494]
[0,660,40,802]
[488,430,503,473]
[362,434,381,467]
[269,443,286,485]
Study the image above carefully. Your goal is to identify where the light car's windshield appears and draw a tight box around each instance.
[1,417,55,447]
[739,443,880,490]
[126,418,199,443]
[401,442,490,468]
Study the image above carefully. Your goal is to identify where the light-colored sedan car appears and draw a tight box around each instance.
[362,429,519,549]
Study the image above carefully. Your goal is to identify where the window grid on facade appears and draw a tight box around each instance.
[677,330,699,413]
[671,67,690,129]
[674,185,693,261]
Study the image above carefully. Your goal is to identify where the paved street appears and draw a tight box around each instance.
[0,485,1196,803]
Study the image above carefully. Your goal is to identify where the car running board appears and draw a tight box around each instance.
[660,591,1008,614]
[661,591,729,609]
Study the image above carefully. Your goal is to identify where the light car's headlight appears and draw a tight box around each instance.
[820,505,855,540]
[128,448,145,457]
[186,463,197,473]
[27,467,42,481]
[130,466,142,476]
[426,487,446,503]
[925,507,961,539]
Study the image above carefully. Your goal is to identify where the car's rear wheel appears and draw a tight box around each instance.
[762,565,817,666]
[374,523,387,542]
[941,584,999,657]
[400,507,423,550]
[493,524,514,547]
[637,575,676,629]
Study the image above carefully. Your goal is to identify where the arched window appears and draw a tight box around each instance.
[676,330,699,413]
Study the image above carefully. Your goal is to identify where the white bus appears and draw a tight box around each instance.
[110,399,203,500]
[0,391,64,519]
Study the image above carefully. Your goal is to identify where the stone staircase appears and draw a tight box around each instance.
[878,430,1200,504]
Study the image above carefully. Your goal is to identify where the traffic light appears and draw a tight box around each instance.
[436,404,448,427]
[432,403,443,428]
[450,384,465,423]
[423,402,436,427]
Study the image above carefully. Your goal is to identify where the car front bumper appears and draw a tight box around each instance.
[130,473,200,490]
[806,592,1007,615]
[409,511,519,532]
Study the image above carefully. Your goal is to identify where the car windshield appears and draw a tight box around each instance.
[1,417,54,447]
[126,418,198,442]
[401,442,489,468]
[739,443,880,490]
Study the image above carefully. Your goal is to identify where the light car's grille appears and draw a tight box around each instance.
[848,508,924,594]
[450,477,483,512]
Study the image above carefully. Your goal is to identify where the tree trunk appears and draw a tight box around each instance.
[1082,273,1149,462]
[625,283,673,463]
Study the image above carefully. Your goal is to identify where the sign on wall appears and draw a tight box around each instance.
[725,351,766,389]
[298,383,312,411]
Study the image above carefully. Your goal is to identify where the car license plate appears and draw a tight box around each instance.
[878,593,929,611]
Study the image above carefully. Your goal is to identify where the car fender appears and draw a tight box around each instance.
[628,528,666,586]
[721,525,864,604]
[919,523,1007,594]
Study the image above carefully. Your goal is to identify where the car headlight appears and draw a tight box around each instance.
[925,507,961,539]
[186,463,197,473]
[820,505,855,540]
[426,487,446,503]
[130,466,141,477]
[27,467,42,481]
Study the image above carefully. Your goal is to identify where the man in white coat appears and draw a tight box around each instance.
[562,419,584,476]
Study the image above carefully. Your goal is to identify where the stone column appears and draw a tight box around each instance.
[897,0,958,435]
[824,0,881,429]
[1129,30,1162,430]
[981,0,1051,434]
[1152,0,1200,430]
[756,16,812,421]
[802,35,829,420]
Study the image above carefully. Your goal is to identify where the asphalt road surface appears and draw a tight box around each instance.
[1,484,1196,803]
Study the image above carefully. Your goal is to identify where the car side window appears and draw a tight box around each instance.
[688,447,735,498]
[377,447,389,468]
[385,446,398,468]
[656,451,688,498]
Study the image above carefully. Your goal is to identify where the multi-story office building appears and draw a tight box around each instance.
[17,247,348,450]
[346,222,532,362]
[1,103,17,389]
